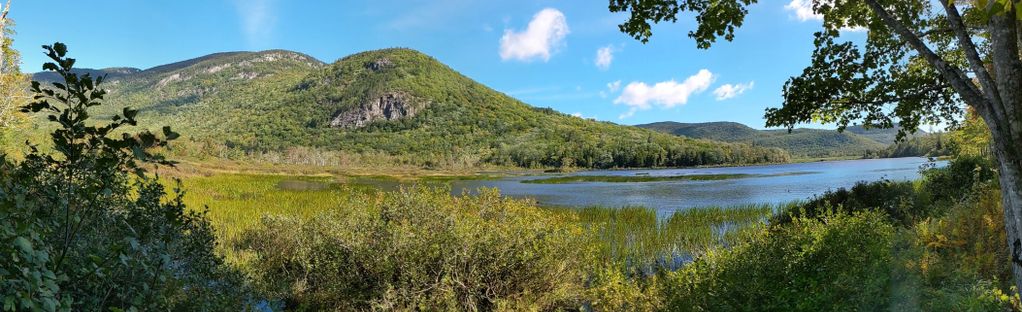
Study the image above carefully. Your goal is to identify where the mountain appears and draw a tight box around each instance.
[843,124,921,145]
[22,48,790,169]
[31,67,141,83]
[639,122,763,142]
[637,121,892,158]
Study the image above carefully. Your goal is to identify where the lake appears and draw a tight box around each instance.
[448,157,943,215]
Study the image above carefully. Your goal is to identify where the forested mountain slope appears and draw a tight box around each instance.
[21,48,790,168]
[638,121,907,158]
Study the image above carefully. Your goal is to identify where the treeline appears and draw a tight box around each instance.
[864,133,952,159]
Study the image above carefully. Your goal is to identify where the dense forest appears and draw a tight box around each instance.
[638,121,945,159]
[15,49,790,169]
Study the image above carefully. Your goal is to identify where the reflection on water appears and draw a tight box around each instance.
[449,157,944,215]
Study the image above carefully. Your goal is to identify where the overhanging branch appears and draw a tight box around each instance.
[862,0,1002,127]
[940,1,1002,108]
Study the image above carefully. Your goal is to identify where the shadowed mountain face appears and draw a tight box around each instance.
[637,121,921,158]
[31,67,141,83]
[24,48,790,168]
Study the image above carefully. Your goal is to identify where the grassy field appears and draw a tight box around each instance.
[171,172,795,268]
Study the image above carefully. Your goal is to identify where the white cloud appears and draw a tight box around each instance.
[595,46,613,70]
[713,81,755,101]
[785,0,820,21]
[601,80,622,98]
[614,69,715,119]
[234,0,277,48]
[784,0,866,32]
[607,80,622,92]
[499,8,570,62]
[572,112,598,120]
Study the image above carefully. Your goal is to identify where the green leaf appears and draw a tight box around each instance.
[13,236,32,253]
[52,42,67,56]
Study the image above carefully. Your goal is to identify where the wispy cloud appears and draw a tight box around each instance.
[784,0,866,32]
[499,8,569,62]
[595,46,613,70]
[607,80,622,92]
[713,81,754,101]
[572,112,597,120]
[600,80,622,98]
[785,0,819,22]
[614,70,715,119]
[234,0,277,48]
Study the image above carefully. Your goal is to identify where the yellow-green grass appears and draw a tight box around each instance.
[173,172,796,269]
[174,174,377,248]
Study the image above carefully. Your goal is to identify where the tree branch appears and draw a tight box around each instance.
[940,1,1001,107]
[862,0,1000,127]
[845,83,950,106]
[0,0,10,68]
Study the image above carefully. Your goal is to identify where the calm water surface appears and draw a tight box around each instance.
[448,157,943,215]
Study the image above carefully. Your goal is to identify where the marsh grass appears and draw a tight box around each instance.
[174,172,798,270]
[573,202,801,271]
[172,174,380,258]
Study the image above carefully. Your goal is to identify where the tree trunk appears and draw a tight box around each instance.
[987,10,1022,295]
[991,134,1022,295]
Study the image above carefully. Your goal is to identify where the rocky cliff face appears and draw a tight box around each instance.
[330,92,421,128]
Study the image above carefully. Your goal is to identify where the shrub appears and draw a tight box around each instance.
[921,155,997,204]
[662,210,895,311]
[240,187,591,311]
[773,179,928,226]
[0,43,246,311]
[903,183,1019,311]
[585,266,663,312]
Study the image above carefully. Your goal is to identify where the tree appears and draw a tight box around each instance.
[0,43,246,310]
[608,0,1022,294]
[0,0,25,138]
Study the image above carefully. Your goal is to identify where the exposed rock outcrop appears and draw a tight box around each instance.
[330,92,420,128]
[365,58,393,72]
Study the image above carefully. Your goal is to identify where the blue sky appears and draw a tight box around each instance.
[9,0,857,128]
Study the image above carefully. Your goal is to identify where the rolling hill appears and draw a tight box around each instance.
[637,121,916,158]
[19,48,790,169]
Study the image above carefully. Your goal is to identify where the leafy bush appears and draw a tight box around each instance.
[921,155,998,204]
[240,187,591,311]
[661,210,895,311]
[585,266,663,312]
[905,184,1018,311]
[773,179,929,226]
[0,43,246,311]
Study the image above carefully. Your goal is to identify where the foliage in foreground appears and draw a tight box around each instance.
[664,210,896,311]
[772,179,930,226]
[239,187,591,311]
[904,184,1018,311]
[0,43,245,311]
